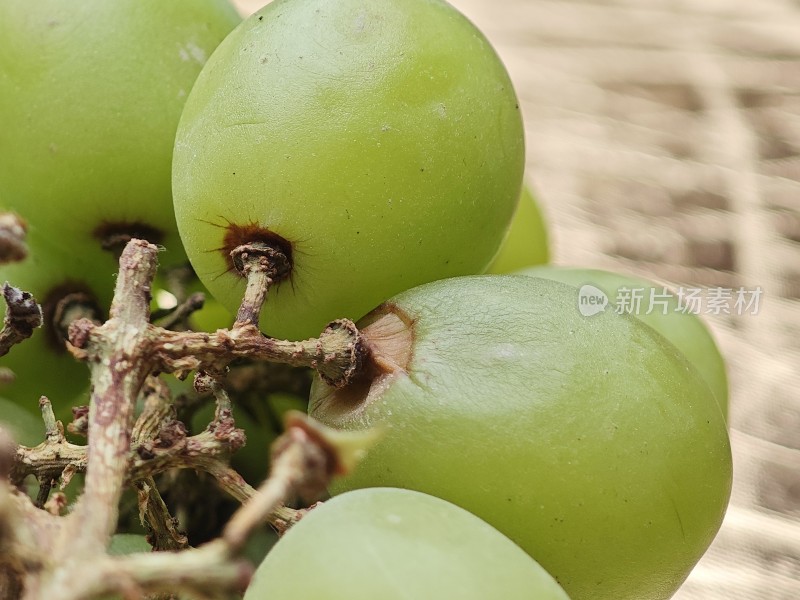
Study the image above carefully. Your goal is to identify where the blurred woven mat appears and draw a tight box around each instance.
[236,0,800,597]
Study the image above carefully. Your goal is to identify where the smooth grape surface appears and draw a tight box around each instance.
[0,397,44,447]
[521,266,728,416]
[310,276,732,600]
[0,0,240,268]
[245,488,571,600]
[173,0,525,340]
[488,185,550,273]
[108,534,151,556]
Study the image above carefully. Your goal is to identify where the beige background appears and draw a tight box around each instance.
[233,1,800,597]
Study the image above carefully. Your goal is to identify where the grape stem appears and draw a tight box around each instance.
[0,212,41,359]
[16,412,346,600]
[0,480,48,597]
[131,378,189,553]
[11,381,272,520]
[0,238,376,600]
[0,283,43,358]
[231,242,286,330]
[135,477,189,552]
[65,240,159,562]
[222,424,331,552]
[66,261,365,389]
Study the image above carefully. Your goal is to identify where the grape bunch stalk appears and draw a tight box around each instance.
[0,231,377,600]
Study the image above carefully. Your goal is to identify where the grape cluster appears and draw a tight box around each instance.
[0,0,731,599]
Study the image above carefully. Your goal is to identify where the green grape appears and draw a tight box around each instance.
[0,397,44,447]
[108,534,151,556]
[189,297,234,333]
[309,276,732,600]
[245,488,571,600]
[520,266,728,416]
[241,527,279,570]
[265,392,308,419]
[173,0,525,341]
[181,275,236,333]
[0,0,240,268]
[0,226,113,419]
[487,184,550,273]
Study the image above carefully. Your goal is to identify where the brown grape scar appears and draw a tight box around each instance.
[41,282,105,352]
[315,303,415,418]
[215,221,294,281]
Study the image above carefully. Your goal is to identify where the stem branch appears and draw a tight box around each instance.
[0,284,42,358]
[7,237,376,600]
[64,240,159,558]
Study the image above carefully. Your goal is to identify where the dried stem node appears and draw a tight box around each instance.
[0,283,42,358]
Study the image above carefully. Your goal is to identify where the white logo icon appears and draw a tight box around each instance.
[578,285,608,317]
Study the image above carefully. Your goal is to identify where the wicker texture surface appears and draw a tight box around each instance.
[235,0,800,597]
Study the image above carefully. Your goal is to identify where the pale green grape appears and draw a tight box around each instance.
[0,0,240,268]
[245,488,571,600]
[108,534,151,556]
[310,275,732,600]
[173,0,524,340]
[0,397,44,447]
[189,297,234,333]
[521,266,728,416]
[488,185,550,273]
